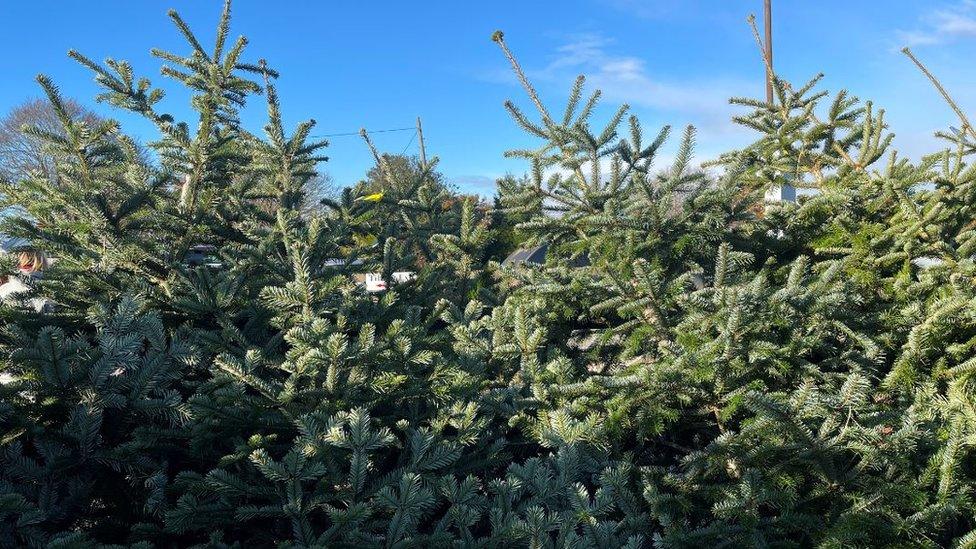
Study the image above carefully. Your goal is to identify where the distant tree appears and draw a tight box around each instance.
[0,98,102,183]
[304,172,338,213]
[342,153,472,268]
[358,153,449,195]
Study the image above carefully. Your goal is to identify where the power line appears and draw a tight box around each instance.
[312,126,414,138]
[400,130,417,155]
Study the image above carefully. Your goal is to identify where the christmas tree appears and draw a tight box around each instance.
[1,3,974,547]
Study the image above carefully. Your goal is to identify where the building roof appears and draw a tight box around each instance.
[502,243,590,268]
[502,243,549,266]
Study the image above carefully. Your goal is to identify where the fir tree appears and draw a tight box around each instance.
[1,4,975,547]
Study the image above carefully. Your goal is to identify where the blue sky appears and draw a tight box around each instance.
[3,1,976,195]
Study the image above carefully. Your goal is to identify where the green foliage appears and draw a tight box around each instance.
[1,5,975,548]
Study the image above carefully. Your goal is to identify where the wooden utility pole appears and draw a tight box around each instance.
[764,0,773,103]
[416,116,427,169]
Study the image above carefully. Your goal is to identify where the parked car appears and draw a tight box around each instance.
[359,271,416,293]
[183,244,223,268]
[362,272,387,293]
[324,257,416,294]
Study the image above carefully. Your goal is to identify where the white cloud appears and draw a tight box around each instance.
[526,33,754,140]
[898,2,976,47]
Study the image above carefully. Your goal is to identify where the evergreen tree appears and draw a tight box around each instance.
[1,4,974,548]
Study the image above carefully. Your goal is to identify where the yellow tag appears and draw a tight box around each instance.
[357,192,384,202]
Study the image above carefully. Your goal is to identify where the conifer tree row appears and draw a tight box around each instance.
[1,3,975,547]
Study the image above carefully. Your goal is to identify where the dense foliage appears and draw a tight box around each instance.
[2,4,975,547]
